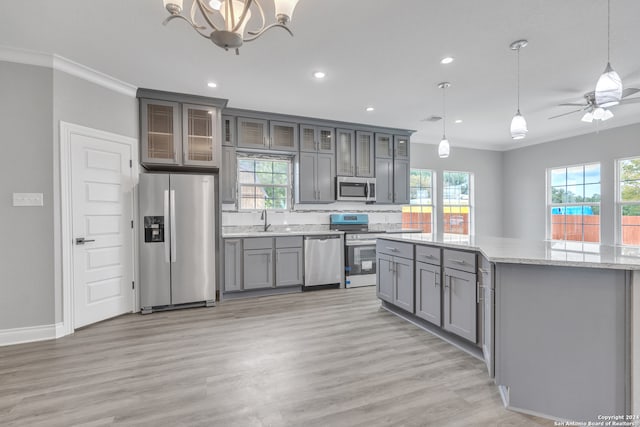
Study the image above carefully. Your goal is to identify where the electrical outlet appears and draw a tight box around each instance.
[12,193,44,207]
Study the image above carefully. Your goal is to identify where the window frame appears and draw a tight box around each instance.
[236,153,293,212]
[404,168,436,234]
[546,162,601,243]
[442,170,474,238]
[616,156,640,246]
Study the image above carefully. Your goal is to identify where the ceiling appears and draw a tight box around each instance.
[2,0,640,151]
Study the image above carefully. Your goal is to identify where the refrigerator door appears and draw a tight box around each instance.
[139,173,172,308]
[169,174,216,304]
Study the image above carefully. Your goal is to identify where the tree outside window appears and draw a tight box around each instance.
[443,171,472,237]
[402,169,434,233]
[238,157,290,210]
[618,157,640,246]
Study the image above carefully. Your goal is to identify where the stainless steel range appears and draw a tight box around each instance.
[330,213,389,288]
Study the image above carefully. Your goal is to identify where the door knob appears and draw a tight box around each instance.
[75,237,96,245]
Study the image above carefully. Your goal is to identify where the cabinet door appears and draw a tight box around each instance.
[141,99,181,165]
[276,247,303,286]
[182,104,218,167]
[394,135,410,160]
[336,128,355,176]
[221,146,237,204]
[355,131,375,177]
[317,127,335,154]
[377,253,394,303]
[375,158,393,204]
[443,267,477,342]
[416,261,441,325]
[300,125,317,153]
[375,133,393,159]
[479,256,495,377]
[222,115,235,146]
[243,248,273,289]
[316,153,335,202]
[298,152,317,202]
[224,239,242,291]
[270,121,298,152]
[393,256,414,313]
[393,159,410,204]
[237,117,269,149]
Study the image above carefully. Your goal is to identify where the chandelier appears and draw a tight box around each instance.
[162,0,300,54]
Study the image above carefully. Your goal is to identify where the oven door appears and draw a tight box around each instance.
[345,242,377,276]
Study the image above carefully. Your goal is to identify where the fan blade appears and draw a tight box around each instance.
[557,103,588,107]
[548,108,584,119]
[622,88,640,98]
[619,97,640,105]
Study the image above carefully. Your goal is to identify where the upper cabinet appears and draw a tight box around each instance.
[300,125,334,154]
[138,89,227,170]
[337,129,375,177]
[375,133,393,159]
[394,135,410,160]
[222,115,235,147]
[355,131,375,178]
[236,117,298,152]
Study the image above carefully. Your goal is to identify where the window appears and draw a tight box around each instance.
[618,157,640,246]
[402,169,434,233]
[237,156,291,210]
[548,163,600,242]
[443,171,472,238]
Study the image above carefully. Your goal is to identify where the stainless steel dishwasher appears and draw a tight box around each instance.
[304,235,342,287]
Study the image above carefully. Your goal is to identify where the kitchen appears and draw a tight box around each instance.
[1,1,640,426]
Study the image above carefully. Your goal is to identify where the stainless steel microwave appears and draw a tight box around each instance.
[336,177,376,202]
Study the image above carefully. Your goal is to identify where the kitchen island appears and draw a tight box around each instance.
[377,234,640,424]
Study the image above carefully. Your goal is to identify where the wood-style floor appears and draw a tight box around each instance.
[0,287,553,427]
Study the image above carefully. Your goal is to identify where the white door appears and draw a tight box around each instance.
[70,131,134,328]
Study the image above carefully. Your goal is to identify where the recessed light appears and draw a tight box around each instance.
[365,106,375,112]
[207,82,217,88]
[440,56,454,64]
[313,71,326,79]
[455,119,463,124]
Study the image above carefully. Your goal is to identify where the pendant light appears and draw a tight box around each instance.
[510,39,528,140]
[438,82,451,158]
[595,0,623,108]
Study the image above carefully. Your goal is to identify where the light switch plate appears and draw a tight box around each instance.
[13,193,44,207]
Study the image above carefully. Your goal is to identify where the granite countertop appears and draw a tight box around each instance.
[223,230,345,238]
[379,233,640,270]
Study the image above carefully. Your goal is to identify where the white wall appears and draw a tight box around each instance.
[503,123,640,244]
[410,143,504,238]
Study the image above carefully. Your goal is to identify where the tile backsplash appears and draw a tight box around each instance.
[222,202,403,234]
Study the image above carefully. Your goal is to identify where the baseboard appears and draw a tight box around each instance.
[0,322,65,347]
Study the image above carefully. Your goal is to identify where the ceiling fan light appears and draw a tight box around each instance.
[595,63,623,107]
[274,0,299,24]
[438,138,450,158]
[592,107,606,120]
[581,111,594,123]
[510,111,528,140]
[602,109,614,121]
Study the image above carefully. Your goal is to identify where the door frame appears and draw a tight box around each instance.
[60,121,139,335]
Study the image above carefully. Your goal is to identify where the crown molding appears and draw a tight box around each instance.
[0,45,137,97]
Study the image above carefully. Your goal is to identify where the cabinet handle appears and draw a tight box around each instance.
[355,165,358,176]
[477,281,483,303]
[435,272,440,287]
[264,136,268,146]
[385,247,398,252]
[450,259,466,265]
[420,254,435,259]
[478,267,490,275]
[315,140,319,151]
[444,274,449,289]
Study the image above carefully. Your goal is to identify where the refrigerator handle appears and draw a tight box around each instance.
[164,190,170,263]
[170,189,177,263]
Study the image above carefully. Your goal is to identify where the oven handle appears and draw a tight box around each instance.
[345,240,377,246]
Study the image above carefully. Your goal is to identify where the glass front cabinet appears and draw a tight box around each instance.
[140,96,223,169]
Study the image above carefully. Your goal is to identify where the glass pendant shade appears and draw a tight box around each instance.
[221,1,251,33]
[595,63,623,108]
[438,138,450,158]
[209,0,222,9]
[274,0,299,23]
[510,110,528,140]
[164,0,183,13]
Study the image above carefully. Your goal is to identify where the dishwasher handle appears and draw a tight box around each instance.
[304,235,340,241]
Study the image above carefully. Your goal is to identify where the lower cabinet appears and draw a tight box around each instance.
[376,240,414,313]
[224,236,303,292]
[377,253,394,303]
[415,261,441,326]
[479,255,495,378]
[443,267,477,342]
[393,256,414,312]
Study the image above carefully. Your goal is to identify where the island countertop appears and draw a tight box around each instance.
[378,233,640,270]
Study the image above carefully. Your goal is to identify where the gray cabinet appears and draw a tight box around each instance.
[355,131,375,178]
[221,146,237,203]
[275,236,303,287]
[336,128,355,176]
[222,115,235,146]
[376,240,414,312]
[478,255,495,378]
[243,237,274,290]
[393,159,410,204]
[237,117,269,149]
[375,133,393,159]
[270,121,298,152]
[223,239,242,291]
[442,248,477,342]
[416,261,441,326]
[375,157,393,204]
[140,99,221,168]
[300,125,334,154]
[394,135,410,160]
[299,152,335,203]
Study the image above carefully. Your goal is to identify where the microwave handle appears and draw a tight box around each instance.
[364,181,368,198]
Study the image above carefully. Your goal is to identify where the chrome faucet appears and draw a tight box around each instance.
[260,209,271,232]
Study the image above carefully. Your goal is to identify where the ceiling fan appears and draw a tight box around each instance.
[549,88,640,122]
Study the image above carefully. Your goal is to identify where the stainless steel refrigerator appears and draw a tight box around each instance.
[139,173,216,313]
